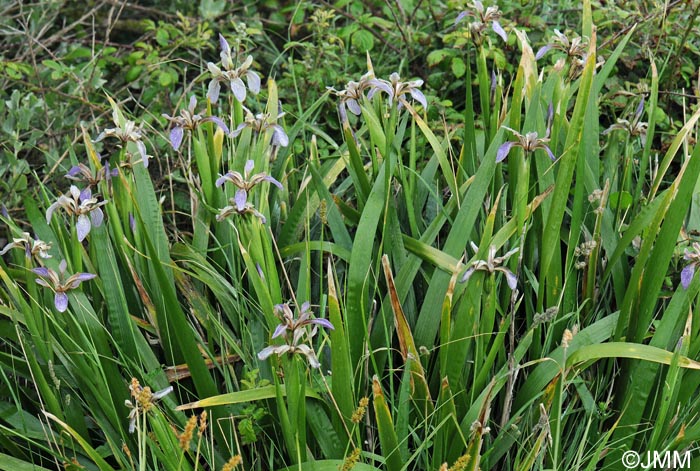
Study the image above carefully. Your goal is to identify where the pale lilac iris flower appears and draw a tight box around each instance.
[461,242,519,290]
[162,95,230,151]
[0,232,52,260]
[681,242,700,289]
[258,302,334,368]
[207,34,261,104]
[455,1,508,43]
[46,186,107,242]
[32,260,96,312]
[496,127,556,163]
[215,160,282,224]
[367,72,427,110]
[230,109,289,148]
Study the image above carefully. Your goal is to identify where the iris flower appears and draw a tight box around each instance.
[66,162,118,187]
[215,160,282,224]
[368,72,427,110]
[94,106,150,167]
[207,34,261,104]
[46,186,107,242]
[329,70,381,122]
[602,97,648,146]
[496,126,556,163]
[535,29,588,61]
[681,242,700,289]
[461,242,519,290]
[32,260,96,312]
[0,232,52,260]
[162,95,230,151]
[230,109,289,147]
[257,302,334,368]
[455,1,508,43]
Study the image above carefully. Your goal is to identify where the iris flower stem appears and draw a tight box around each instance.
[476,45,492,144]
[614,138,633,229]
[71,223,82,275]
[24,255,50,360]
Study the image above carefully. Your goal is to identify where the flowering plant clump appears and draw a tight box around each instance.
[46,186,107,242]
[258,302,334,368]
[32,260,97,312]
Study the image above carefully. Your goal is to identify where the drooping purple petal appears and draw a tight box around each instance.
[409,88,428,109]
[635,96,645,120]
[231,123,247,138]
[492,21,508,42]
[66,166,82,177]
[246,71,261,95]
[32,267,51,277]
[234,189,247,211]
[681,264,695,289]
[535,45,553,61]
[257,345,277,361]
[203,116,230,135]
[272,323,288,339]
[54,292,69,312]
[34,278,50,287]
[170,126,184,151]
[90,207,104,227]
[504,269,518,290]
[460,266,476,283]
[68,272,97,289]
[542,145,557,161]
[45,202,60,224]
[215,173,230,187]
[311,318,334,330]
[346,99,361,116]
[136,141,148,167]
[207,79,221,104]
[263,175,284,190]
[454,11,470,25]
[76,214,91,242]
[230,78,246,102]
[496,141,516,163]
